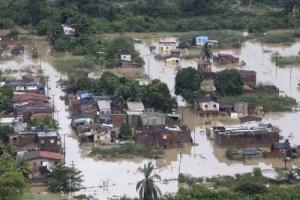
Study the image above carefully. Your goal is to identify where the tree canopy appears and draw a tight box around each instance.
[214,69,244,96]
[175,67,203,104]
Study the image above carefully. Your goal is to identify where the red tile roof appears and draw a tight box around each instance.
[24,151,63,161]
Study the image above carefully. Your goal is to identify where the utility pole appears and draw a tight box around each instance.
[147,58,150,77]
[290,66,293,92]
[63,134,66,163]
[181,108,184,127]
[178,152,183,175]
[52,94,55,118]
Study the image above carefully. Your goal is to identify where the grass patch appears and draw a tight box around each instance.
[262,33,296,44]
[272,55,300,67]
[178,30,249,49]
[90,143,163,159]
[53,55,97,73]
[219,93,297,112]
[22,192,59,200]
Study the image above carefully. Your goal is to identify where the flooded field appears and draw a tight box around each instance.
[0,36,300,199]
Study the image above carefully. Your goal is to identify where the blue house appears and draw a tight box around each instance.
[195,36,208,46]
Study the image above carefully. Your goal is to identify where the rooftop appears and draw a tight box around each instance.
[24,151,62,160]
[127,102,145,111]
[97,100,111,110]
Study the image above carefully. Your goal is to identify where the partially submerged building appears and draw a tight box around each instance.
[135,125,191,149]
[213,123,280,148]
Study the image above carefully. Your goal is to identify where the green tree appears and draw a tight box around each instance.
[253,167,262,177]
[143,79,177,113]
[214,69,244,96]
[234,182,268,195]
[0,154,28,200]
[119,123,133,140]
[175,67,202,104]
[28,116,59,130]
[0,87,13,113]
[136,162,161,200]
[48,163,83,193]
[200,42,212,61]
[0,125,14,143]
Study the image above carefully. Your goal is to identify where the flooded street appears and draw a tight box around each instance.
[0,37,300,199]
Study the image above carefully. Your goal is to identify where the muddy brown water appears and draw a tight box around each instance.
[0,38,299,199]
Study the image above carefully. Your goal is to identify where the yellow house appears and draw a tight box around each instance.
[159,41,176,56]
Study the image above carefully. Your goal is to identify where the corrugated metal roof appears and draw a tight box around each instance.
[127,102,145,111]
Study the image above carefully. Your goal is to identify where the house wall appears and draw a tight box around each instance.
[159,44,176,56]
[112,114,127,128]
[234,102,248,117]
[9,134,37,147]
[197,64,212,73]
[27,158,59,178]
[141,115,165,126]
[135,127,191,149]
[165,58,180,66]
[214,132,280,148]
[199,101,219,111]
[37,136,61,152]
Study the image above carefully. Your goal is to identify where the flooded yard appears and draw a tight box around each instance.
[0,36,300,199]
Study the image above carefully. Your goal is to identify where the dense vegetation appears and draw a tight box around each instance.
[69,72,177,113]
[175,67,203,104]
[90,143,162,159]
[0,0,299,33]
[219,93,297,112]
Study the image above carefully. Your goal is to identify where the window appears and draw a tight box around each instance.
[213,104,217,108]
[163,135,167,139]
[50,139,54,144]
[40,140,45,144]
[13,137,17,141]
[205,104,208,108]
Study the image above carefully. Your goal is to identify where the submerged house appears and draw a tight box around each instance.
[165,49,181,66]
[213,123,280,148]
[118,54,133,68]
[197,60,212,73]
[135,125,191,149]
[193,96,219,112]
[126,102,145,127]
[238,70,257,87]
[23,150,63,179]
[158,41,176,56]
[213,53,239,65]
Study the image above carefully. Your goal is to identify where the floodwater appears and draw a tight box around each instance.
[0,38,299,199]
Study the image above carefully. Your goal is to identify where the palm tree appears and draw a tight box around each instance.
[136,162,161,200]
[200,42,212,61]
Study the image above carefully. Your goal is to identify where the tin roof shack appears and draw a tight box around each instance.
[37,131,61,152]
[140,112,165,127]
[213,123,280,148]
[97,100,112,124]
[23,150,62,179]
[126,102,145,127]
[238,70,256,87]
[193,96,219,113]
[197,60,212,73]
[234,102,248,117]
[165,111,181,126]
[159,41,176,56]
[7,76,44,94]
[72,115,94,128]
[213,53,239,65]
[118,54,133,68]
[135,125,191,149]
